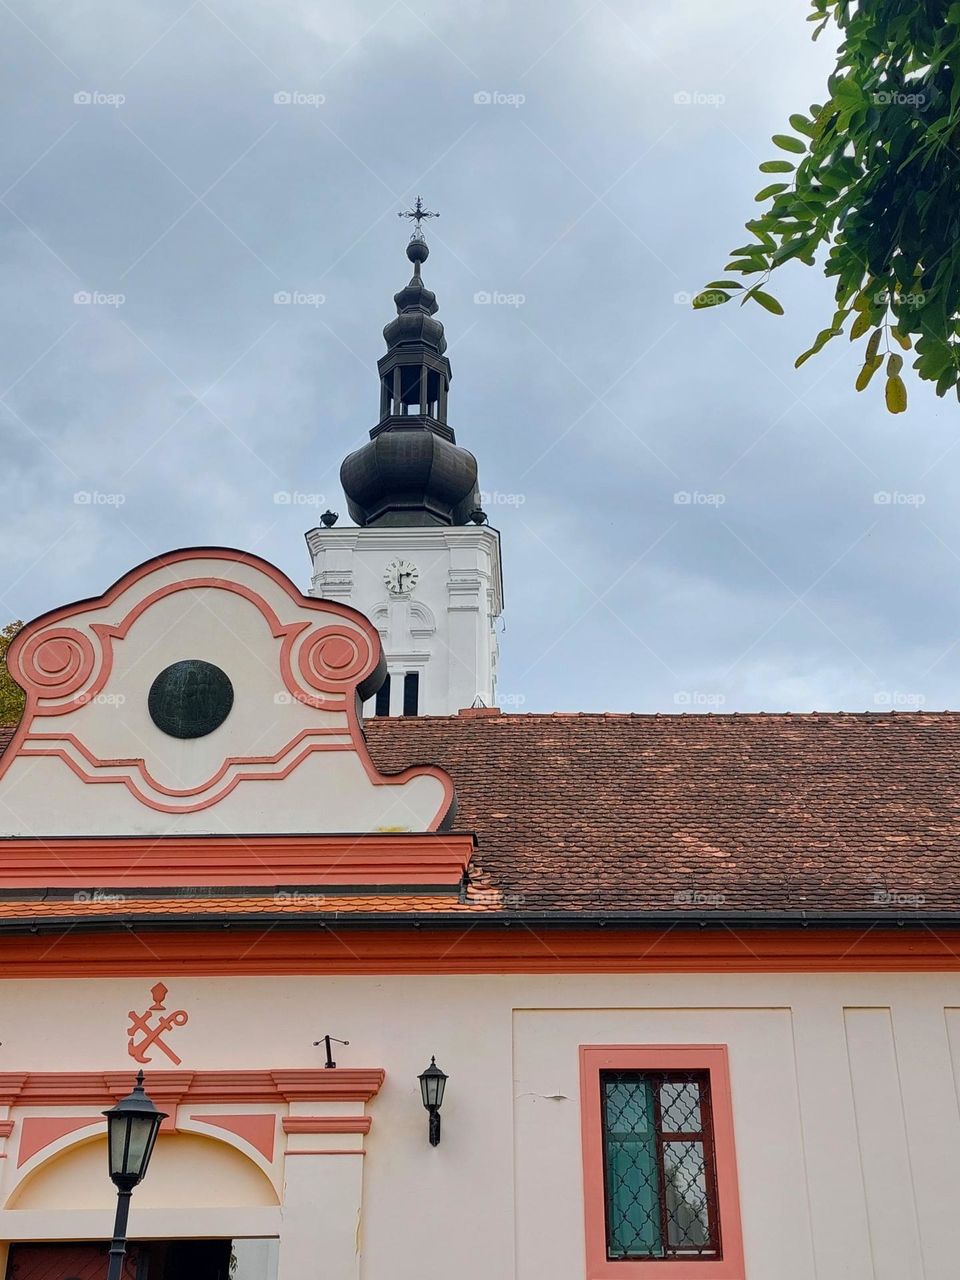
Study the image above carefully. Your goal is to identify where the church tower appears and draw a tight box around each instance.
[306,202,503,717]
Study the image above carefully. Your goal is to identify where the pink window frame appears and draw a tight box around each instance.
[580,1045,745,1280]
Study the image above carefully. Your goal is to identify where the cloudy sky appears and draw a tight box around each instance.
[0,0,956,714]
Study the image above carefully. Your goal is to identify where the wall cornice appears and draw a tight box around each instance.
[0,925,957,976]
[0,832,475,890]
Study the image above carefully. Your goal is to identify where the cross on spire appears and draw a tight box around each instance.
[398,195,439,234]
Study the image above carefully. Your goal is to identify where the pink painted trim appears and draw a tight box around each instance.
[18,1116,101,1166]
[0,1068,385,1109]
[18,628,96,700]
[188,1113,276,1161]
[0,1121,14,1138]
[282,1115,372,1134]
[0,832,473,889]
[579,1045,745,1280]
[20,730,362,813]
[298,625,372,691]
[22,726,348,795]
[8,573,352,719]
[1,547,455,829]
[14,729,454,825]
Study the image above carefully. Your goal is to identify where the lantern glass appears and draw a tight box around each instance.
[418,1057,447,1110]
[104,1073,166,1189]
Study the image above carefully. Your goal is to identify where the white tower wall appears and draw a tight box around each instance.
[306,524,502,717]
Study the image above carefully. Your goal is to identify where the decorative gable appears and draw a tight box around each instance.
[0,548,455,837]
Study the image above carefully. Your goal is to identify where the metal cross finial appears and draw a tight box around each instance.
[398,195,439,230]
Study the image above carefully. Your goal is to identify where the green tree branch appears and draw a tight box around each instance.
[698,0,960,413]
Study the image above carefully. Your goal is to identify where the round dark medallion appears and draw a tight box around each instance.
[148,659,234,739]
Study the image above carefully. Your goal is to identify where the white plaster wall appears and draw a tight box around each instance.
[2,970,960,1279]
[306,525,502,715]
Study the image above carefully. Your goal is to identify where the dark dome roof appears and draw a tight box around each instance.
[341,428,478,528]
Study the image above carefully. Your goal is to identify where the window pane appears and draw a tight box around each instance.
[605,1078,653,1136]
[663,1140,713,1252]
[660,1080,702,1133]
[602,1075,662,1258]
[403,671,419,716]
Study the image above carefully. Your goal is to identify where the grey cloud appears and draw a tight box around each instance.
[1,0,956,714]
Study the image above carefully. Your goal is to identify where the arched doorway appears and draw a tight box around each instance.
[3,1133,279,1280]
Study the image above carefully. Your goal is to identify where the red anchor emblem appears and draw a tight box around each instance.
[127,982,189,1066]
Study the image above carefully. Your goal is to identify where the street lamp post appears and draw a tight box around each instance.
[103,1071,167,1280]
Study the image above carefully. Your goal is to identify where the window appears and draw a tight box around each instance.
[374,674,391,717]
[601,1071,718,1260]
[403,671,420,716]
[580,1046,744,1280]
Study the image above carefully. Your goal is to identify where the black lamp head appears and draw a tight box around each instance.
[418,1055,448,1109]
[103,1070,167,1191]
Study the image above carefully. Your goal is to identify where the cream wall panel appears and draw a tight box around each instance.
[791,991,873,1278]
[844,1007,921,1280]
[887,1000,960,1279]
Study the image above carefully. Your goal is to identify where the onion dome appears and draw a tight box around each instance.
[340,222,481,528]
[382,240,447,355]
[341,428,479,528]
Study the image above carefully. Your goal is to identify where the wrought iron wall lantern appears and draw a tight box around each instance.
[418,1056,448,1146]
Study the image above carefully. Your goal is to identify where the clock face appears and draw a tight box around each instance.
[384,558,419,595]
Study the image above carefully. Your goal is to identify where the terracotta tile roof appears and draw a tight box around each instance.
[364,711,960,916]
[3,711,960,919]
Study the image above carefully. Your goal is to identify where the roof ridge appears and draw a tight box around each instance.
[365,709,960,723]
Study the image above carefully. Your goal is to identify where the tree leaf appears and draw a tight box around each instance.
[744,220,776,248]
[885,374,908,413]
[887,353,903,376]
[865,328,883,361]
[703,280,744,290]
[850,312,872,340]
[692,290,731,309]
[756,183,790,201]
[759,160,796,173]
[749,289,785,315]
[796,326,839,367]
[789,113,817,136]
[856,357,882,391]
[772,134,808,154]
